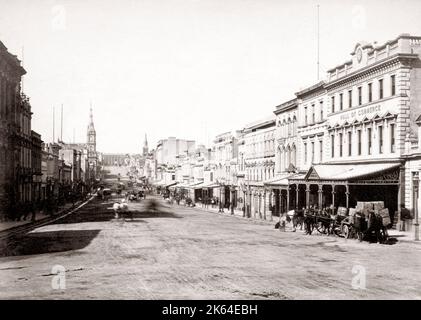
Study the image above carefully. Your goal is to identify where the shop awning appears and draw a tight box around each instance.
[185,181,204,189]
[294,162,401,182]
[248,181,264,187]
[152,180,164,186]
[164,182,178,188]
[200,182,220,189]
[263,173,295,187]
[168,184,179,190]
[175,182,191,189]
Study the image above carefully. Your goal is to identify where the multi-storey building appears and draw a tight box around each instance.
[31,131,43,203]
[102,153,127,166]
[264,98,299,217]
[243,116,276,219]
[41,142,61,202]
[211,131,238,210]
[288,34,421,228]
[155,137,196,167]
[0,40,40,218]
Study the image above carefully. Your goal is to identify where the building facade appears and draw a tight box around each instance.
[0,40,37,219]
[243,116,276,219]
[284,34,421,229]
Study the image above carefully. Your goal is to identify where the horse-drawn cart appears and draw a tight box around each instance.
[289,201,390,243]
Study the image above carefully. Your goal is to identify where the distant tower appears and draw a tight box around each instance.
[87,106,97,175]
[143,133,149,156]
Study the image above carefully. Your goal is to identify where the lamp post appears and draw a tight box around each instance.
[413,173,419,241]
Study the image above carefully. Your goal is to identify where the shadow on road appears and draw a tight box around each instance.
[0,229,100,257]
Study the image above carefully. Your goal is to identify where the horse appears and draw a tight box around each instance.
[113,200,132,220]
[292,209,305,231]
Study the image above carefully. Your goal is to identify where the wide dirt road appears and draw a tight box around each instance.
[0,196,420,299]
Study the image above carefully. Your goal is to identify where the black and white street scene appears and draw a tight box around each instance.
[0,0,421,300]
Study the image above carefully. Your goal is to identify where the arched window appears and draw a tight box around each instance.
[292,144,296,166]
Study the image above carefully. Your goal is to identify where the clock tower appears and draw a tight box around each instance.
[87,106,97,176]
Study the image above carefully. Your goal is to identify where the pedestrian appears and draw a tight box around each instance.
[400,204,412,231]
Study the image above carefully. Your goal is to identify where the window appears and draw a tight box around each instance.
[348,90,352,108]
[391,75,396,96]
[304,107,308,125]
[357,130,362,155]
[331,135,335,158]
[348,131,352,156]
[390,123,396,153]
[319,140,323,163]
[358,87,362,105]
[312,104,315,123]
[339,133,343,157]
[320,100,323,120]
[368,83,373,102]
[340,93,343,110]
[311,142,315,163]
[379,126,383,154]
[368,128,372,155]
[379,79,384,99]
[304,142,307,163]
[331,96,335,113]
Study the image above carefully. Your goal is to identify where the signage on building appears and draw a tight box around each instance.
[329,98,399,126]
[339,104,382,121]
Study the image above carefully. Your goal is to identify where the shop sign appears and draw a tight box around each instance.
[339,104,382,121]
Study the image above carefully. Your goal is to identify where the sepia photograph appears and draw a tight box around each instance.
[0,0,420,304]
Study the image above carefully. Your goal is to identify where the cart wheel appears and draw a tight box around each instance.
[342,224,350,239]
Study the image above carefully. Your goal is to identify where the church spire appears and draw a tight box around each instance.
[143,133,149,156]
[88,103,95,132]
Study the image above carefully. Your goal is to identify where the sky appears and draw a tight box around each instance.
[0,0,421,153]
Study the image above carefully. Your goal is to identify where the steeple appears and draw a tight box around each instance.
[143,133,149,156]
[88,105,95,132]
[87,103,96,156]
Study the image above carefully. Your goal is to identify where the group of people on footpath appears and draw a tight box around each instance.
[2,190,88,223]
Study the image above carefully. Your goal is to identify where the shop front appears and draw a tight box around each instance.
[288,162,402,223]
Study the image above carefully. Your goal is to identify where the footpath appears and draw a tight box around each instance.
[0,196,94,240]
[181,202,420,245]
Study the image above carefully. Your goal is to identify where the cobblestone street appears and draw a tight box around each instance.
[1,196,420,300]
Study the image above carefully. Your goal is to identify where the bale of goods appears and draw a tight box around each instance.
[337,207,348,216]
[349,208,357,217]
[379,208,391,226]
[356,202,364,211]
[356,202,373,211]
[373,201,385,211]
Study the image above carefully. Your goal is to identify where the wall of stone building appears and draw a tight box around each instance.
[264,191,272,220]
[410,62,421,136]
[404,161,412,210]
[397,66,412,155]
[404,158,421,213]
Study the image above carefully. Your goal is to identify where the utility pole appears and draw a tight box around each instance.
[53,106,55,143]
[317,4,320,81]
[61,104,63,142]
